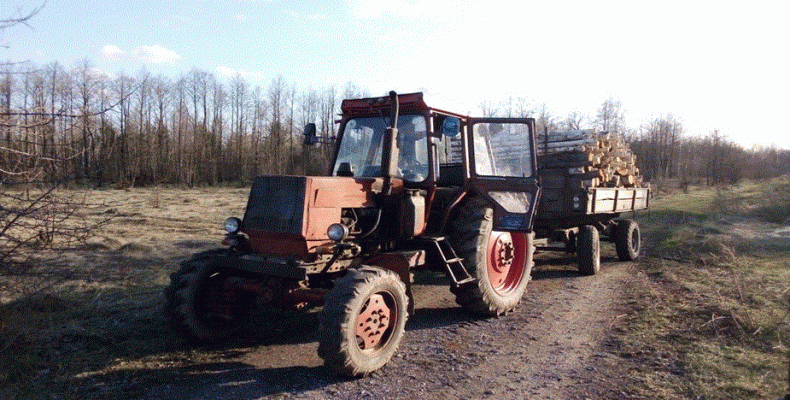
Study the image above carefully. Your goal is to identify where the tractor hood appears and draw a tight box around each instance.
[241,175,387,256]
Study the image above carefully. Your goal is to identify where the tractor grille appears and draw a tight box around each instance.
[242,176,305,235]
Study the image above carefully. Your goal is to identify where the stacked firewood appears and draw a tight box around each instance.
[536,130,644,188]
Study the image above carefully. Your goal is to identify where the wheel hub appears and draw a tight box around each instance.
[356,293,394,350]
[496,239,515,272]
[489,233,516,283]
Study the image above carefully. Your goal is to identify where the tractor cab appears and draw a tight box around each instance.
[325,92,541,236]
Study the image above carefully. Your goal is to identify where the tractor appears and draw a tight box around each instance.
[165,91,541,376]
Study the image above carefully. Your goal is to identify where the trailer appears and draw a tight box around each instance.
[534,150,650,275]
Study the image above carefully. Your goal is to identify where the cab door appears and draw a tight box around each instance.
[467,117,541,232]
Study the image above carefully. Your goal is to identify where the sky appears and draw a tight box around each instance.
[3,0,789,149]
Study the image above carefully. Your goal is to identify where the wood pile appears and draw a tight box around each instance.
[537,130,644,188]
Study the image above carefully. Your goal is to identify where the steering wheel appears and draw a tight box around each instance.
[400,158,426,182]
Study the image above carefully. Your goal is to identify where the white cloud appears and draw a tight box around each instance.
[349,0,419,18]
[100,44,181,64]
[234,13,249,22]
[217,65,241,77]
[101,44,124,59]
[347,0,472,19]
[216,65,267,80]
[89,67,116,80]
[135,45,181,64]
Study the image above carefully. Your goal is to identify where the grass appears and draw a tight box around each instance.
[0,284,182,398]
[0,186,249,399]
[2,180,790,398]
[612,176,790,399]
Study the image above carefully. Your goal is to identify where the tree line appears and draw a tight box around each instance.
[1,62,788,188]
[0,62,347,187]
[482,96,790,186]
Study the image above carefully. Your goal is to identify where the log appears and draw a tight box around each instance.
[537,138,598,148]
[537,130,643,189]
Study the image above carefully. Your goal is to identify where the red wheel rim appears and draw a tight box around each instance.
[355,291,397,351]
[487,231,527,295]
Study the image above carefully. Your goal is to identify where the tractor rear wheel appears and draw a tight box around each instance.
[449,198,533,316]
[318,266,408,377]
[614,219,641,261]
[165,251,254,341]
[577,225,600,275]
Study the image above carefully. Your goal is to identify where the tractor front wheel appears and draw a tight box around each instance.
[317,266,409,377]
[165,252,254,341]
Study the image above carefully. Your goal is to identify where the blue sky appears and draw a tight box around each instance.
[3,0,789,148]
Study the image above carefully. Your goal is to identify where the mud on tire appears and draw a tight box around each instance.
[448,198,533,317]
[317,266,408,377]
[164,250,254,342]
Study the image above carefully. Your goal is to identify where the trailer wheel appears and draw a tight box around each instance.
[318,266,408,377]
[577,225,600,275]
[614,219,641,261]
[449,198,533,316]
[165,252,254,341]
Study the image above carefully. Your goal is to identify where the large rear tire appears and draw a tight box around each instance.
[449,198,533,316]
[614,219,641,261]
[165,251,254,341]
[577,225,600,275]
[318,266,409,377]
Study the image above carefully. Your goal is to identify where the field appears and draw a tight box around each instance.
[0,186,250,397]
[609,177,790,398]
[1,178,789,399]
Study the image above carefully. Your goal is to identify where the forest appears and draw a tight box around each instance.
[1,61,789,188]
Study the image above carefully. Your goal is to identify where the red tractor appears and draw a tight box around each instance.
[165,91,541,376]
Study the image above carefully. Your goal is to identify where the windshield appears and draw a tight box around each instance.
[333,114,428,182]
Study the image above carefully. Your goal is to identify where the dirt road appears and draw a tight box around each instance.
[139,248,637,400]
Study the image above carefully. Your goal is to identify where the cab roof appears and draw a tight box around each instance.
[340,92,467,119]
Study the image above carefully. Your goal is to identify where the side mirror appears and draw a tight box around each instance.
[303,123,317,145]
[441,117,460,137]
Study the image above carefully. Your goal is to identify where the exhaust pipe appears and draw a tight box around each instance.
[382,91,400,195]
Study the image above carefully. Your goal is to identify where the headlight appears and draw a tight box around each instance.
[327,223,349,242]
[224,217,242,233]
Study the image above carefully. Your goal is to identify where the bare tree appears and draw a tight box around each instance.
[210,77,226,182]
[596,96,624,133]
[513,97,534,118]
[267,76,285,175]
[535,103,556,134]
[316,85,337,170]
[298,88,319,174]
[0,2,110,272]
[0,1,46,50]
[562,110,586,131]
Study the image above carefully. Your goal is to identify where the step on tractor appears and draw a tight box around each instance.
[165,91,541,376]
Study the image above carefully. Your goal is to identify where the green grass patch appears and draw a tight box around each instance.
[617,177,790,399]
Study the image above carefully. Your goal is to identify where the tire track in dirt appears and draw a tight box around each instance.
[139,252,635,399]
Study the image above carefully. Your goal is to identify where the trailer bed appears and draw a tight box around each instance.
[535,185,650,232]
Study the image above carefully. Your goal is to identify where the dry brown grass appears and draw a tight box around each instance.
[0,186,249,398]
[2,179,790,398]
